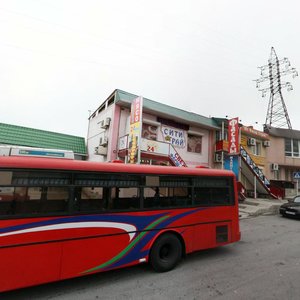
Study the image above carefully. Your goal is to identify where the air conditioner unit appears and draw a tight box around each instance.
[247,138,256,146]
[95,146,108,155]
[214,153,222,163]
[100,117,111,129]
[263,140,271,147]
[99,136,108,146]
[99,120,105,128]
[104,117,111,127]
[271,163,279,171]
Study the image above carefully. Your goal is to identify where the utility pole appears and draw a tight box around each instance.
[254,47,298,129]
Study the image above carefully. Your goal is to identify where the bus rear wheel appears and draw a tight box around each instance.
[150,233,182,272]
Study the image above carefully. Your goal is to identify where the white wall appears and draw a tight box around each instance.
[87,104,114,162]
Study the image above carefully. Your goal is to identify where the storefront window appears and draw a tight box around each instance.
[187,135,202,154]
[142,124,157,140]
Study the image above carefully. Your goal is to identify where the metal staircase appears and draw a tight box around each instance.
[240,146,276,198]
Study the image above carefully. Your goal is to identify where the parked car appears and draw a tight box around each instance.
[280,195,300,218]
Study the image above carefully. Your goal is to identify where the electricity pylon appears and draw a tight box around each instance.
[254,47,298,129]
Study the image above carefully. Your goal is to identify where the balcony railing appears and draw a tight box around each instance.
[118,136,187,167]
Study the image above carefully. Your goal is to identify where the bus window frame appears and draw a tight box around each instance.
[0,169,236,219]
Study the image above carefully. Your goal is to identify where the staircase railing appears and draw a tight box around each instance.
[240,145,270,187]
[126,137,188,167]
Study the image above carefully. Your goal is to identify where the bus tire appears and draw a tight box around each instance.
[150,233,182,272]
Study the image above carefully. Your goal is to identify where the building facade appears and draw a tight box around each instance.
[263,126,300,197]
[87,89,219,168]
[213,118,272,198]
[87,90,281,198]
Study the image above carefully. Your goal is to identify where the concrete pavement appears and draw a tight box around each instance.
[239,198,287,219]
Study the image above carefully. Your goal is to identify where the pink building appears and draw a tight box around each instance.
[264,126,300,197]
[87,89,219,167]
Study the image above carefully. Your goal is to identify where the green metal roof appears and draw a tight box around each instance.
[0,123,87,155]
[114,89,219,129]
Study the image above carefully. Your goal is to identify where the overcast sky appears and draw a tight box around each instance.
[1,0,300,138]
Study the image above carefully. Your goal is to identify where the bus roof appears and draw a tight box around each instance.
[0,156,235,177]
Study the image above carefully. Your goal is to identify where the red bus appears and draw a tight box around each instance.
[0,156,240,292]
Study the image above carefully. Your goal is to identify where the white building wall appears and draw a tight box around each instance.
[118,108,130,138]
[87,104,114,162]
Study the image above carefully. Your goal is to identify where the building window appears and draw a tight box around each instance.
[293,140,299,157]
[285,138,292,156]
[107,97,114,107]
[187,135,202,154]
[216,130,228,141]
[285,138,300,157]
[254,142,261,156]
[98,104,105,114]
[142,124,157,140]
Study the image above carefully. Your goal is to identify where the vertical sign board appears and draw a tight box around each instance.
[224,155,239,179]
[294,172,300,193]
[128,96,143,164]
[228,117,239,155]
[225,118,240,179]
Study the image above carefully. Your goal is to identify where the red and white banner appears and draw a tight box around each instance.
[130,96,143,124]
[228,117,239,154]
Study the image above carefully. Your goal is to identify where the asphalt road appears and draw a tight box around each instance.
[3,215,300,300]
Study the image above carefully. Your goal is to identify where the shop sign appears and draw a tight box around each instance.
[169,147,187,167]
[161,126,186,148]
[241,126,269,139]
[141,139,169,155]
[224,154,239,179]
[228,117,239,154]
[130,96,143,124]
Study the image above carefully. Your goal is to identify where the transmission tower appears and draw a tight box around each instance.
[254,47,298,129]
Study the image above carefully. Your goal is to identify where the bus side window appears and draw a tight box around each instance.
[0,185,70,216]
[0,186,40,215]
[143,187,158,208]
[22,187,69,214]
[75,187,106,212]
[143,187,169,208]
[194,187,211,206]
[194,187,232,206]
[0,187,16,215]
[169,187,192,207]
[210,187,231,205]
[42,187,69,213]
[111,187,140,210]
